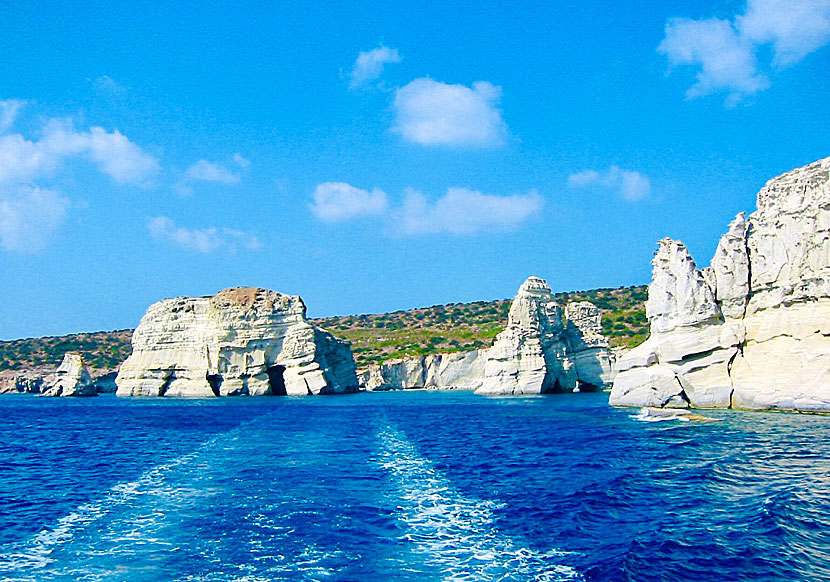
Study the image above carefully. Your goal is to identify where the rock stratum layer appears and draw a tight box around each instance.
[116,287,359,397]
[610,157,830,411]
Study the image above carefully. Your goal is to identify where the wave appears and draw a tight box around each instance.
[376,424,582,582]
[0,420,254,581]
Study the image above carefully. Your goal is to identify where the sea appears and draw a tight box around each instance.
[0,390,828,582]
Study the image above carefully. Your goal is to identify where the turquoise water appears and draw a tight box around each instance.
[1,391,829,581]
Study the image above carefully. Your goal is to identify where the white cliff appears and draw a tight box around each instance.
[359,349,487,391]
[611,156,830,411]
[477,277,614,395]
[116,287,359,397]
[564,301,616,388]
[41,353,96,397]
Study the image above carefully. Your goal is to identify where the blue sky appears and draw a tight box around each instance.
[0,0,828,339]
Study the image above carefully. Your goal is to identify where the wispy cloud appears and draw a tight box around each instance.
[147,216,262,253]
[659,0,830,105]
[568,166,651,201]
[92,75,127,98]
[392,78,508,147]
[348,45,401,89]
[738,0,830,68]
[0,118,159,185]
[310,182,542,236]
[0,185,69,252]
[0,107,159,252]
[185,159,241,184]
[310,182,388,222]
[393,187,542,235]
[232,152,251,168]
[0,99,26,133]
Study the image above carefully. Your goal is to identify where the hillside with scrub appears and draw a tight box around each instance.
[0,285,648,371]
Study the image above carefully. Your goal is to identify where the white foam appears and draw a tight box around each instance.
[376,425,582,582]
[0,424,248,579]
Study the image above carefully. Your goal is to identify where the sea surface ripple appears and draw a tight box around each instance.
[1,391,829,581]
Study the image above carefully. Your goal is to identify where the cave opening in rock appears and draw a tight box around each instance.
[159,372,175,397]
[206,374,222,397]
[266,365,287,395]
[541,374,564,394]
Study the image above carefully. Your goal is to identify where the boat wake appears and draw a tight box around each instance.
[376,424,582,582]
[0,421,253,581]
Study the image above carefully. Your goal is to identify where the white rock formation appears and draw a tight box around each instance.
[611,157,830,411]
[477,277,615,395]
[0,368,49,394]
[359,349,487,391]
[41,353,96,397]
[115,287,358,397]
[564,302,616,389]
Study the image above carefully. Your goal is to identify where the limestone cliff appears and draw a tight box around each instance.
[359,350,487,391]
[357,278,615,394]
[115,287,359,397]
[610,157,830,411]
[477,277,614,394]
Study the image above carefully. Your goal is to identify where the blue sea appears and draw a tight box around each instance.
[1,391,829,582]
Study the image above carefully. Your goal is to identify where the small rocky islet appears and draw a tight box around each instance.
[3,156,830,413]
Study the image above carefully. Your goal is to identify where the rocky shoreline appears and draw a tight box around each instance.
[2,157,829,410]
[611,156,830,411]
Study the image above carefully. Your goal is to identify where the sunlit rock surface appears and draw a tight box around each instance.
[41,352,96,397]
[359,350,487,391]
[116,287,359,397]
[477,277,615,395]
[611,157,830,411]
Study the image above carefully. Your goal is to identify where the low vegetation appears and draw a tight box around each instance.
[316,285,649,367]
[0,330,133,372]
[0,285,648,371]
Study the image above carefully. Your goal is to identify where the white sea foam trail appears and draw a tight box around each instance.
[0,423,248,581]
[376,425,582,582]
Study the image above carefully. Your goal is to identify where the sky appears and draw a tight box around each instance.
[0,0,829,339]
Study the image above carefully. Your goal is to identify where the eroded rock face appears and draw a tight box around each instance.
[611,157,830,411]
[477,277,615,395]
[41,353,96,397]
[0,368,49,394]
[564,302,615,389]
[359,350,487,391]
[115,287,359,397]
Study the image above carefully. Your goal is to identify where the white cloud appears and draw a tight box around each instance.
[0,109,159,252]
[0,118,159,186]
[147,216,262,253]
[568,166,651,201]
[310,181,388,222]
[659,18,768,103]
[349,45,401,89]
[659,0,830,104]
[92,75,127,98]
[86,127,160,183]
[393,187,543,235]
[392,78,508,147]
[185,159,241,184]
[0,99,26,133]
[0,185,69,252]
[738,0,830,67]
[233,152,251,168]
